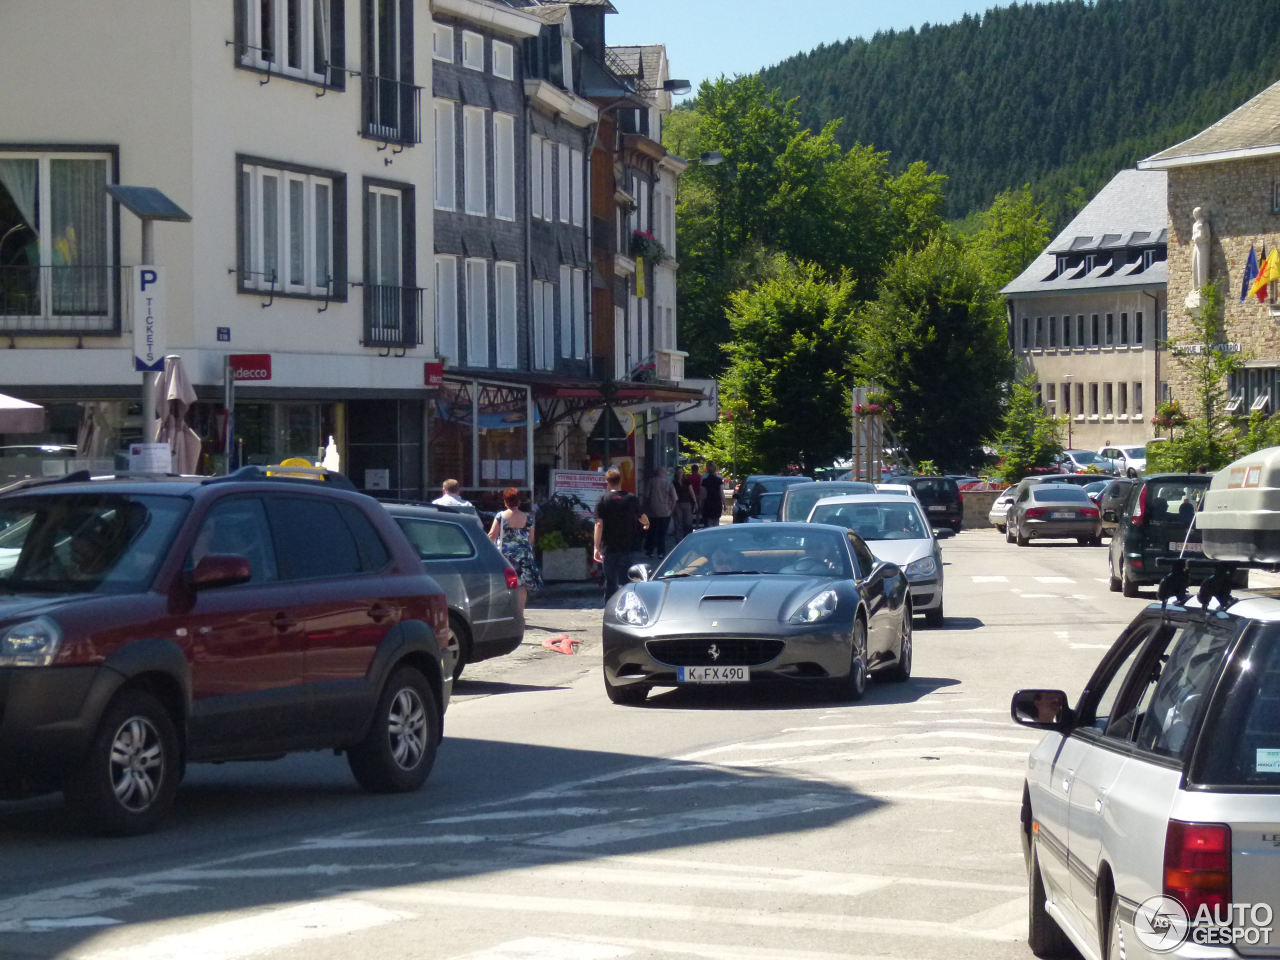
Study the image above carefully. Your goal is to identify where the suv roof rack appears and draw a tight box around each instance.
[0,469,193,496]
[203,465,359,491]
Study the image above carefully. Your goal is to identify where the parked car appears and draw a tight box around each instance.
[1053,449,1117,474]
[1106,473,1228,597]
[1005,484,1102,546]
[907,475,964,532]
[745,490,784,523]
[988,486,1016,532]
[777,479,875,523]
[875,483,918,497]
[1082,479,1110,505]
[0,465,450,834]
[1097,443,1148,477]
[730,474,776,523]
[1097,477,1136,536]
[807,494,947,626]
[383,503,523,681]
[735,475,814,523]
[1012,594,1280,960]
[602,523,912,704]
[1005,473,1100,511]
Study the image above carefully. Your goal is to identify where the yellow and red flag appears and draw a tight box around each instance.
[1249,246,1280,302]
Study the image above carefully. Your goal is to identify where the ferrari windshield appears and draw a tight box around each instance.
[808,500,929,541]
[0,493,189,593]
[655,526,851,579]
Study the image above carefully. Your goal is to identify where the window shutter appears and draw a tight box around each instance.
[233,0,247,60]
[328,0,346,89]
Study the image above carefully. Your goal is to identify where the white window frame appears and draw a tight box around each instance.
[572,269,586,360]
[628,292,639,372]
[541,138,554,222]
[463,105,487,216]
[241,159,335,296]
[465,258,488,367]
[461,30,484,71]
[241,0,334,84]
[492,40,514,80]
[529,135,544,220]
[542,279,555,369]
[434,99,456,211]
[493,112,516,221]
[614,307,626,380]
[558,142,571,224]
[432,22,453,62]
[570,148,584,227]
[435,255,458,364]
[559,265,572,359]
[495,261,518,369]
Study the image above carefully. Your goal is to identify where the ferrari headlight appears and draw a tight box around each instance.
[614,591,651,626]
[0,617,63,667]
[790,588,838,624]
[904,557,938,581]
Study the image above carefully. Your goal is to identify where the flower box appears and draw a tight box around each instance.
[540,546,591,582]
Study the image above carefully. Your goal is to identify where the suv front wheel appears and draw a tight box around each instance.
[348,666,439,793]
[66,688,180,836]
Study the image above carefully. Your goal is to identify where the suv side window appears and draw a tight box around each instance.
[396,517,475,560]
[188,496,278,583]
[266,495,362,580]
[338,503,391,570]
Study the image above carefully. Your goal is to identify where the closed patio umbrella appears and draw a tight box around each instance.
[152,355,202,474]
[0,392,45,434]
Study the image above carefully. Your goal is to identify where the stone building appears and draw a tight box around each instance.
[1139,77,1280,414]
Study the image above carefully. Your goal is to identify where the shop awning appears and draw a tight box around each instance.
[0,393,45,434]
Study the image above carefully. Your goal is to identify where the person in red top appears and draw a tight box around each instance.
[687,464,703,527]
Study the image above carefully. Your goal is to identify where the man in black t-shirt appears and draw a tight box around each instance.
[700,462,725,528]
[594,467,649,602]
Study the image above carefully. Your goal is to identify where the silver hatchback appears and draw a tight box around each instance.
[1013,598,1280,959]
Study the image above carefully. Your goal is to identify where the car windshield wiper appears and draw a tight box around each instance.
[709,570,764,576]
[656,572,692,579]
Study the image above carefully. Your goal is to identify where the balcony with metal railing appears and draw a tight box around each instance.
[0,265,120,334]
[362,283,423,349]
[361,75,422,146]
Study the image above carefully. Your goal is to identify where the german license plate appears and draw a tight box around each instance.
[1171,541,1204,553]
[678,665,749,683]
[927,505,946,512]
[1051,511,1076,519]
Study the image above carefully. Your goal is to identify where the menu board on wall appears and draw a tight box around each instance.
[551,469,610,516]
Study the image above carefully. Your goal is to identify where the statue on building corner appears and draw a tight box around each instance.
[1186,206,1210,309]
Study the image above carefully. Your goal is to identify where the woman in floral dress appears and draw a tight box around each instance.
[488,487,542,614]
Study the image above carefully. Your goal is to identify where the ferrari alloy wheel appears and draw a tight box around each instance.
[840,619,869,702]
[887,609,912,682]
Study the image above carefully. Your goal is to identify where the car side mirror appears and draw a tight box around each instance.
[190,553,252,589]
[627,563,652,582]
[1102,509,1117,523]
[1010,688,1072,730]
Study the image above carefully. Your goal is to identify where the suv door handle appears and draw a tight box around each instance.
[272,613,298,631]
[368,603,392,623]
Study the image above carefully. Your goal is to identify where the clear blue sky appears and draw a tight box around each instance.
[607,1,1023,97]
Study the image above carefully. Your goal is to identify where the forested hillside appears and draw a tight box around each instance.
[757,0,1280,226]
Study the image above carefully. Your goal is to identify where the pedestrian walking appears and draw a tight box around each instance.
[673,465,696,541]
[643,466,677,558]
[701,461,725,528]
[593,467,649,602]
[432,478,471,509]
[688,463,703,527]
[488,487,541,615]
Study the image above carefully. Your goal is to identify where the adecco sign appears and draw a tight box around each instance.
[229,353,272,381]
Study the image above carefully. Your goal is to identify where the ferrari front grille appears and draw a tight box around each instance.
[645,638,785,667]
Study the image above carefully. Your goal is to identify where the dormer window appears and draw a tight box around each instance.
[1057,255,1069,273]
[1143,249,1155,269]
[1085,254,1096,272]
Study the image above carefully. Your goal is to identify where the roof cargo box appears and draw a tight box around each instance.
[1199,447,1280,562]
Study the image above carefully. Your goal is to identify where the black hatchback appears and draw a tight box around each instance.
[907,476,963,532]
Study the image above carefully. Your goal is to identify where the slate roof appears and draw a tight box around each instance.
[1140,75,1280,167]
[1001,169,1168,296]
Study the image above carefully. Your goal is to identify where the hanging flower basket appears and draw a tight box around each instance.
[1151,400,1188,431]
[630,230,667,264]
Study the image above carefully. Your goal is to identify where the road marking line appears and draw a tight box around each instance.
[1035,576,1074,583]
[1070,643,1113,650]
[78,898,414,960]
[972,576,1008,583]
[448,937,634,960]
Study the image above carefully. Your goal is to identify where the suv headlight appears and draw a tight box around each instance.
[614,591,651,626]
[790,588,838,624]
[0,617,63,667]
[904,557,937,581]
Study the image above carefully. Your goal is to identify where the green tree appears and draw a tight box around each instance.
[968,185,1052,288]
[1147,282,1244,472]
[683,258,859,475]
[859,233,1014,469]
[990,373,1064,483]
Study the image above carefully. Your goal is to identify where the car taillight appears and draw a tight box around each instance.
[1132,484,1148,526]
[504,567,520,590]
[1164,820,1231,917]
[1025,507,1047,519]
[1081,507,1099,518]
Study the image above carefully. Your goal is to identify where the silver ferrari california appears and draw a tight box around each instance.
[602,523,912,705]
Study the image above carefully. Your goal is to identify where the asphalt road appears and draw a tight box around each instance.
[0,529,1181,960]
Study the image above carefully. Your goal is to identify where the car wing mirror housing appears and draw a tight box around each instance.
[1102,509,1117,523]
[1010,688,1073,730]
[627,563,652,582]
[190,553,253,589]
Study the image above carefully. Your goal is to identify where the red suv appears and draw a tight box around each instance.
[0,466,450,834]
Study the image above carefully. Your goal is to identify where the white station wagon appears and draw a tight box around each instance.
[1013,445,1280,959]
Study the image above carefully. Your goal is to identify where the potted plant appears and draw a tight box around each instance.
[630,230,667,264]
[535,493,596,582]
